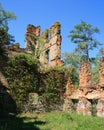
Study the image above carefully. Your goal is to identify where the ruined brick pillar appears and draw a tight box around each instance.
[99,57,104,86]
[77,98,91,115]
[26,24,40,36]
[25,22,63,68]
[79,62,92,87]
[64,77,75,96]
[96,98,104,117]
[49,22,62,67]
[63,78,75,112]
[25,24,40,51]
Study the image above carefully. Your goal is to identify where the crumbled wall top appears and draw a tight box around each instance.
[25,21,63,67]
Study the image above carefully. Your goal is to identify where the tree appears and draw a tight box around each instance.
[92,54,100,84]
[62,52,80,87]
[0,28,14,53]
[0,3,16,55]
[92,48,104,84]
[0,3,16,30]
[63,52,80,68]
[99,48,104,58]
[69,21,101,61]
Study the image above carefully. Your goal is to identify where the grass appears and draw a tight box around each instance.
[0,111,104,130]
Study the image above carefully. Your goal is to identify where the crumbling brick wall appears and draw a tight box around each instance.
[96,98,104,117]
[63,78,75,112]
[76,98,91,115]
[63,58,104,117]
[79,62,92,87]
[25,22,63,68]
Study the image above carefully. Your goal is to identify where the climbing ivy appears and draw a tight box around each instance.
[39,68,67,111]
[5,53,39,112]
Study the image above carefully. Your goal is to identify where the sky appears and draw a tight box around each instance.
[1,0,104,57]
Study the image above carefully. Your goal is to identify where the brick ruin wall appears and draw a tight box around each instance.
[63,58,104,117]
[25,22,63,68]
[0,22,64,114]
[79,62,92,87]
[1,22,104,116]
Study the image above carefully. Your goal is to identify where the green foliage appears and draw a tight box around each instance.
[0,27,14,46]
[0,3,16,55]
[4,53,67,112]
[0,27,15,56]
[0,28,8,46]
[69,20,101,61]
[92,66,99,84]
[65,21,101,86]
[67,67,79,88]
[5,53,39,111]
[39,69,67,111]
[49,21,61,36]
[92,52,101,84]
[63,52,80,68]
[62,52,79,87]
[26,33,38,49]
[25,32,46,58]
[0,3,16,30]
[99,48,104,58]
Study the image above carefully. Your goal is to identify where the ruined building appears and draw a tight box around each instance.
[25,21,63,67]
[0,21,64,108]
[4,22,63,68]
[1,21,104,116]
[63,58,104,117]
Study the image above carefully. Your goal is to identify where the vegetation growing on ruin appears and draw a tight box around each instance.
[39,68,67,111]
[5,56,67,112]
[0,1,104,120]
[49,21,61,37]
[5,53,39,111]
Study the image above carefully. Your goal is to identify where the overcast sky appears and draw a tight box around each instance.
[1,0,104,57]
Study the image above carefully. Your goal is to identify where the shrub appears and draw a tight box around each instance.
[5,53,39,112]
[39,68,67,111]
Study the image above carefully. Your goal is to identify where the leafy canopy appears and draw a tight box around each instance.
[0,3,16,30]
[69,21,101,61]
[0,3,16,55]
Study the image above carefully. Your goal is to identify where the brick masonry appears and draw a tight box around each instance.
[63,59,104,117]
[25,21,63,68]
